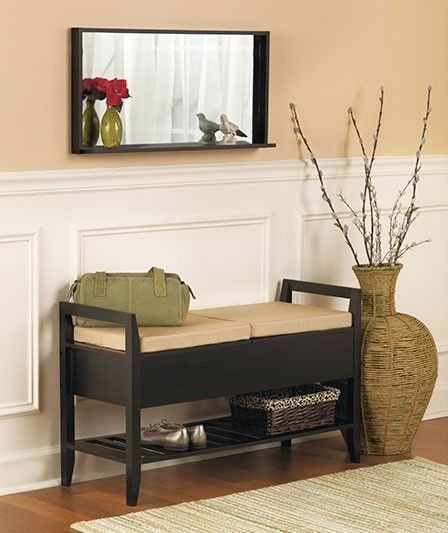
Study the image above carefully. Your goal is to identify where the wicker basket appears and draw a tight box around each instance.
[228,384,340,437]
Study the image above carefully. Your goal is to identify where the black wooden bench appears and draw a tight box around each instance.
[60,278,361,506]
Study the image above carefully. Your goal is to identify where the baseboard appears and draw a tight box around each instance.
[424,379,448,420]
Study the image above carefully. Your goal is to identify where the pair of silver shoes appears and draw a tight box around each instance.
[141,420,207,452]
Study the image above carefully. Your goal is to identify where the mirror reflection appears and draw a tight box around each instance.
[81,32,254,147]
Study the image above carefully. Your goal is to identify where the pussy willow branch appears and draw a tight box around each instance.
[389,168,421,250]
[370,183,382,265]
[290,87,431,267]
[347,109,372,263]
[382,210,422,264]
[368,88,384,265]
[395,239,431,260]
[348,87,384,265]
[337,191,365,236]
[391,86,432,262]
[290,103,360,265]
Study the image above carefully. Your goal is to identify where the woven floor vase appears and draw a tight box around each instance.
[352,264,437,455]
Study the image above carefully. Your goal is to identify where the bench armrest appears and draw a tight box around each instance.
[60,301,136,326]
[279,278,361,319]
[59,301,140,355]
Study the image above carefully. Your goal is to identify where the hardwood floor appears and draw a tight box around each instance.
[0,417,447,532]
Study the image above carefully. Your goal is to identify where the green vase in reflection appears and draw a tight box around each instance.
[82,100,100,147]
[101,107,123,148]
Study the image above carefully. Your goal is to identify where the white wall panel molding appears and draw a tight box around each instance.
[0,154,446,197]
[0,230,39,418]
[297,202,448,279]
[71,212,271,303]
[300,202,448,220]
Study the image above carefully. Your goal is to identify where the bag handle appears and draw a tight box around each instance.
[148,267,167,297]
[94,271,107,297]
[93,268,168,298]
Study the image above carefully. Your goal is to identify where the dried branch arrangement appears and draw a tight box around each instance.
[290,87,432,266]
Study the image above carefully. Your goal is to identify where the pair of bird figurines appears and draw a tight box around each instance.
[196,113,247,145]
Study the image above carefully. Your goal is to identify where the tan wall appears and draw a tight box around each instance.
[1,0,447,171]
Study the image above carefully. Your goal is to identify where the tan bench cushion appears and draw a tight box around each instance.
[192,301,352,338]
[74,314,250,353]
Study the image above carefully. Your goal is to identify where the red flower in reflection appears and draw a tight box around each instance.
[105,78,131,108]
[82,77,131,109]
[82,77,108,101]
[92,77,109,94]
[82,78,95,94]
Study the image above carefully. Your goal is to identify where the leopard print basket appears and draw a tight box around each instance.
[228,384,340,436]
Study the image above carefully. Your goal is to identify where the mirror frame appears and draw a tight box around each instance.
[71,28,274,154]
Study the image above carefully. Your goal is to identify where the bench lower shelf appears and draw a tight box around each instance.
[68,416,353,465]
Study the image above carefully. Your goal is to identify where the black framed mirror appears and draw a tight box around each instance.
[71,28,274,154]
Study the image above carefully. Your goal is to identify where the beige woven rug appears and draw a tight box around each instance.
[71,457,448,532]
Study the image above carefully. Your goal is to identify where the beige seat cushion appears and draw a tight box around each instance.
[74,313,250,353]
[192,301,352,338]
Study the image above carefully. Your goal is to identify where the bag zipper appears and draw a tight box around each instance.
[182,282,196,300]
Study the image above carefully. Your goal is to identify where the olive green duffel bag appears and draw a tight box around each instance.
[69,267,194,327]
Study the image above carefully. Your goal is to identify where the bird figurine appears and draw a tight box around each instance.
[219,114,247,144]
[196,113,220,144]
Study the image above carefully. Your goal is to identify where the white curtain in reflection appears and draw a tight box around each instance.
[83,33,254,144]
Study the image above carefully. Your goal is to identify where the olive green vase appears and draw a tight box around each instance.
[353,264,438,455]
[82,100,100,147]
[101,107,123,148]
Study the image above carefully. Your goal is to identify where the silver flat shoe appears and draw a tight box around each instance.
[141,425,189,451]
[160,419,207,449]
[187,424,207,449]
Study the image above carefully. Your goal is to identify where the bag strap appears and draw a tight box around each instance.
[94,271,107,297]
[149,267,167,297]
[93,269,167,297]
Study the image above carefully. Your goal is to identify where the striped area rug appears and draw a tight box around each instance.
[71,457,448,532]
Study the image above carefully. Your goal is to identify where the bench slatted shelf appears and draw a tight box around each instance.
[60,278,361,506]
[67,416,354,465]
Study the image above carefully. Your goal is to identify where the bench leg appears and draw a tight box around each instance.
[60,329,75,487]
[126,404,141,506]
[281,439,292,447]
[341,427,361,463]
[60,392,75,486]
[126,460,141,507]
[338,376,361,464]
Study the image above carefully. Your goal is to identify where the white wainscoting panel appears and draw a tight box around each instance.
[0,155,446,495]
[0,230,39,417]
[72,213,271,308]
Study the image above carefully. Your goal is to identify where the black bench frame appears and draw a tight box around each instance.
[60,278,361,506]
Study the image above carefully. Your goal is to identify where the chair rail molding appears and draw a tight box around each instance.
[0,154,447,197]
[0,229,39,418]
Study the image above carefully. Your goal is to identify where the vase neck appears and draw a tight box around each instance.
[353,265,402,317]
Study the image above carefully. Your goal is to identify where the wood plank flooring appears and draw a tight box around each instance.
[0,417,446,532]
